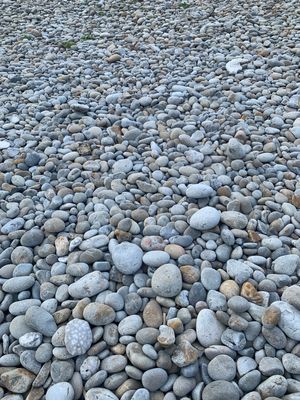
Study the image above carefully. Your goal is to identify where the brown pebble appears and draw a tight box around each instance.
[171,340,200,367]
[164,244,185,259]
[241,282,263,305]
[111,344,126,355]
[248,230,261,242]
[262,306,281,328]
[292,193,300,208]
[143,300,163,328]
[115,379,141,397]
[180,265,200,284]
[107,54,121,63]
[167,318,184,334]
[219,280,240,299]
[114,229,132,242]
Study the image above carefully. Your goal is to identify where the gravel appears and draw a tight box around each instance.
[0,0,299,398]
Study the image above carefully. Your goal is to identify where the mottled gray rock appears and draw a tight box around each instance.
[226,259,252,284]
[273,255,300,275]
[186,184,214,199]
[221,329,246,351]
[259,357,284,376]
[85,388,118,400]
[151,264,182,297]
[196,309,225,347]
[83,303,115,325]
[282,354,300,374]
[142,250,170,267]
[1,217,25,234]
[46,382,75,400]
[189,207,221,231]
[142,368,168,391]
[201,268,221,290]
[257,375,287,398]
[20,229,44,247]
[202,380,240,400]
[239,370,261,392]
[118,315,143,335]
[68,271,109,299]
[221,211,248,229]
[207,355,236,381]
[282,285,300,310]
[272,301,300,340]
[2,276,35,293]
[25,306,57,337]
[64,319,93,356]
[19,332,43,348]
[111,242,143,274]
[237,357,257,377]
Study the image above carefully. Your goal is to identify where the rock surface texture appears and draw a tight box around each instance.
[0,0,299,399]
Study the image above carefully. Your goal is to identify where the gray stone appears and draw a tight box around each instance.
[131,389,150,400]
[1,217,25,234]
[272,301,300,340]
[257,375,288,398]
[20,229,44,247]
[85,388,118,400]
[19,332,43,348]
[111,242,143,274]
[189,207,221,231]
[83,303,115,325]
[46,382,74,400]
[9,315,33,339]
[142,251,170,267]
[11,246,33,265]
[221,329,246,351]
[65,319,93,356]
[282,354,300,374]
[262,326,287,349]
[44,217,65,233]
[20,350,41,374]
[201,268,221,290]
[221,211,248,229]
[259,357,284,376]
[202,380,240,400]
[186,184,214,199]
[151,263,182,297]
[196,309,225,347]
[207,355,236,381]
[228,296,250,313]
[206,290,227,311]
[173,375,197,397]
[226,138,246,159]
[80,356,100,380]
[51,360,74,382]
[273,255,300,275]
[118,315,143,335]
[237,357,257,376]
[282,285,300,310]
[25,306,57,337]
[101,355,127,373]
[226,259,252,284]
[2,276,35,293]
[239,370,261,392]
[68,271,109,299]
[142,368,168,391]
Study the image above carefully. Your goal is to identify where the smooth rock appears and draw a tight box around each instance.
[196,309,225,347]
[111,242,143,274]
[151,264,182,297]
[189,207,221,231]
[25,306,57,337]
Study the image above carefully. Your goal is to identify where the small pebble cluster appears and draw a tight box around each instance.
[0,0,300,399]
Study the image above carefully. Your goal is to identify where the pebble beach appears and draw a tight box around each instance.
[0,0,300,399]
